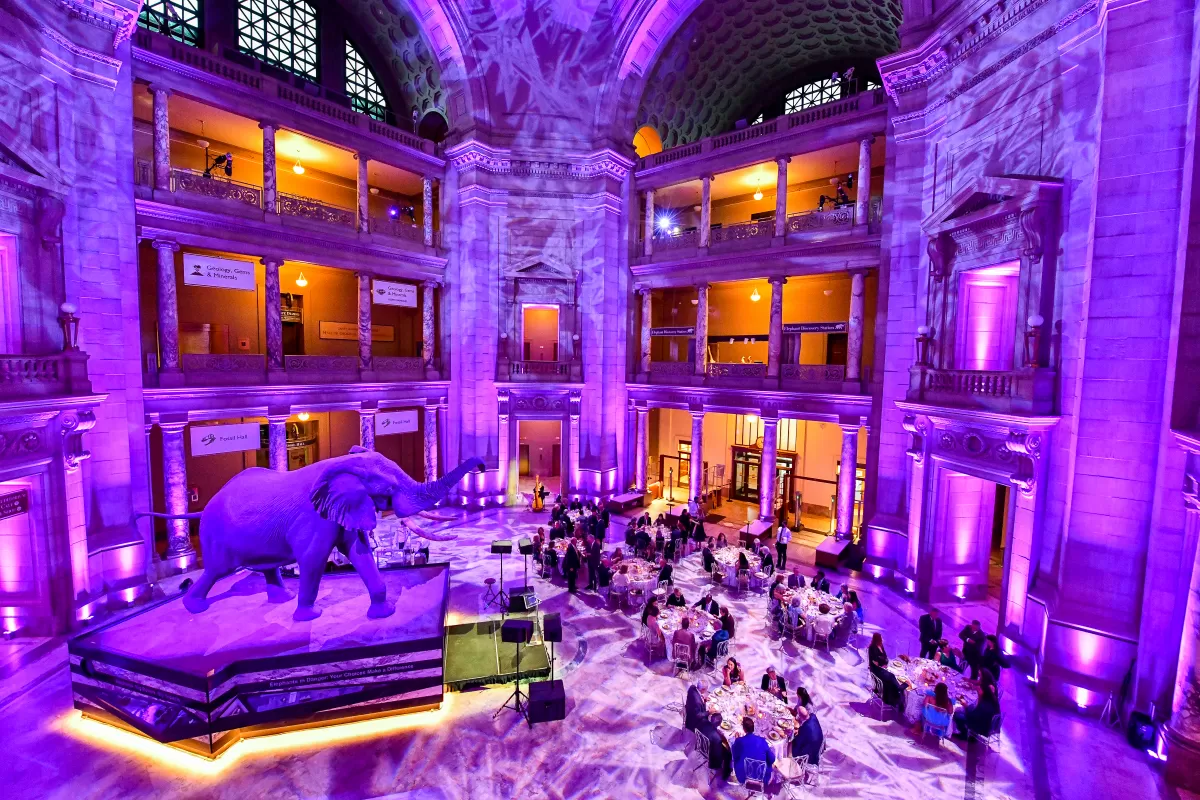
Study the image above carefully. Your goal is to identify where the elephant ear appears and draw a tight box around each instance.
[310,471,378,531]
[348,445,370,454]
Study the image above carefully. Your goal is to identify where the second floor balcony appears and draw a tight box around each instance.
[907,366,1056,416]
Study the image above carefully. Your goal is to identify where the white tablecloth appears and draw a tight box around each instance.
[887,657,979,722]
[703,683,795,759]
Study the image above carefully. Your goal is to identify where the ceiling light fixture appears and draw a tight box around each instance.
[297,412,310,422]
[750,287,761,302]
[295,272,308,288]
[753,186,764,202]
[292,161,305,175]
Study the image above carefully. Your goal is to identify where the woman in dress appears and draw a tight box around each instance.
[723,657,745,686]
[794,686,814,714]
[737,550,751,572]
[532,476,546,511]
[868,632,906,707]
[923,682,954,737]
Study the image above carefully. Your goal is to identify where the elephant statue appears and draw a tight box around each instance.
[179,448,484,621]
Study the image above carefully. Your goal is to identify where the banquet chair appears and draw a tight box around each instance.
[742,758,769,796]
[693,730,716,777]
[752,572,769,592]
[923,705,952,744]
[673,643,692,678]
[802,739,829,789]
[705,637,731,669]
[736,569,751,595]
[610,585,628,609]
[776,754,809,799]
[812,626,831,651]
[645,628,667,664]
[778,615,797,647]
[969,712,1004,750]
[868,674,888,720]
[628,587,646,612]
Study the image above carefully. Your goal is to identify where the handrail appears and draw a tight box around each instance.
[278,192,356,228]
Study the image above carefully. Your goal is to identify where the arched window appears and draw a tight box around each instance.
[784,79,840,114]
[138,0,202,46]
[632,126,663,158]
[238,0,318,81]
[345,41,388,121]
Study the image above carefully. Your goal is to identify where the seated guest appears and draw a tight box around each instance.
[699,625,730,663]
[794,686,814,714]
[848,589,864,623]
[833,602,856,643]
[731,717,775,785]
[611,547,625,563]
[923,682,954,737]
[657,558,674,586]
[702,545,716,573]
[642,597,660,627]
[596,562,613,589]
[684,683,707,731]
[759,546,775,576]
[663,536,676,563]
[722,657,745,686]
[813,571,832,593]
[761,665,787,699]
[672,616,698,666]
[937,642,963,672]
[787,596,805,629]
[737,550,751,572]
[954,683,1001,740]
[613,564,630,590]
[836,583,850,601]
[788,571,804,589]
[720,607,736,638]
[715,531,728,548]
[868,633,906,707]
[771,576,788,601]
[646,605,665,658]
[655,513,667,527]
[696,713,733,779]
[959,619,987,678]
[634,528,652,556]
[666,587,687,607]
[694,592,720,616]
[790,706,824,765]
[625,527,636,547]
[654,528,666,552]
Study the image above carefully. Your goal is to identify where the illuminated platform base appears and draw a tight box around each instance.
[68,563,450,759]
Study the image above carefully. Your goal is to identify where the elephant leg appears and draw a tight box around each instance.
[293,561,324,622]
[346,535,394,619]
[262,568,292,604]
[183,568,223,614]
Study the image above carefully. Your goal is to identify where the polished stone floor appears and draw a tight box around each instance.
[3,509,1186,799]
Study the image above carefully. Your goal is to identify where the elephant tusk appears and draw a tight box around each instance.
[417,510,457,522]
[402,520,458,542]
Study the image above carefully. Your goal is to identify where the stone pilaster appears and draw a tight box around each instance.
[694,283,709,376]
[638,287,651,375]
[150,84,171,191]
[699,174,712,247]
[689,407,705,500]
[767,276,785,378]
[643,189,655,257]
[357,271,372,372]
[424,404,439,482]
[260,122,277,214]
[356,154,370,234]
[152,239,181,377]
[359,405,376,451]
[263,258,283,371]
[160,420,194,570]
[836,425,859,539]
[635,406,649,492]
[856,135,874,227]
[422,176,434,246]
[774,156,790,237]
[569,391,581,496]
[759,416,779,520]
[422,280,437,374]
[267,412,289,471]
[847,270,866,382]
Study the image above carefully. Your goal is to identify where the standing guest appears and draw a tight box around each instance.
[731,717,775,785]
[960,619,987,678]
[980,635,1011,681]
[696,713,734,779]
[790,706,824,766]
[666,587,687,607]
[585,534,602,591]
[563,539,581,593]
[720,607,736,638]
[869,633,906,707]
[918,608,944,659]
[776,526,791,569]
[699,492,711,519]
[657,557,674,586]
[688,495,701,517]
[953,683,1001,740]
[694,592,720,616]
[722,657,745,686]
[672,616,698,666]
[693,521,708,551]
[761,665,787,698]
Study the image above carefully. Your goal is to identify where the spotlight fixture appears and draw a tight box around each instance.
[750,287,761,302]
[297,412,310,422]
[656,213,674,232]
[728,337,735,344]
[691,298,699,305]
[388,206,400,219]
[292,161,305,175]
[295,272,308,288]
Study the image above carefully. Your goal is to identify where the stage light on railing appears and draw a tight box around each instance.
[656,214,674,232]
[388,206,400,218]
[295,272,308,288]
[293,161,305,175]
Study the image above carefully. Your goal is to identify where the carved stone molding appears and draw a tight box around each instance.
[56,0,142,45]
[60,409,97,472]
[447,141,633,181]
[902,413,927,463]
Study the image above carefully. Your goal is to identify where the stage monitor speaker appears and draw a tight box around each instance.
[518,537,534,555]
[543,612,562,643]
[491,539,513,554]
[500,618,534,644]
[508,587,538,613]
[527,679,566,724]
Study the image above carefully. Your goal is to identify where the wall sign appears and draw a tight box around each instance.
[650,326,696,337]
[373,280,418,308]
[280,308,302,323]
[190,423,263,456]
[319,321,395,342]
[375,409,419,436]
[782,322,847,334]
[0,489,29,521]
[182,253,256,291]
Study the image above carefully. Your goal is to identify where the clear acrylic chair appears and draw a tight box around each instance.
[693,729,715,776]
[776,754,809,799]
[742,757,769,796]
[673,643,693,678]
[868,673,888,720]
[969,712,1004,750]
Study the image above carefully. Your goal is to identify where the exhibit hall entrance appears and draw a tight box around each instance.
[929,466,1012,612]
[518,420,562,496]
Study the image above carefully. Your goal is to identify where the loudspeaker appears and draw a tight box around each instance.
[1127,712,1155,749]
[508,587,538,612]
[491,539,513,554]
[518,537,534,555]
[543,612,562,643]
[527,679,566,724]
[500,618,534,644]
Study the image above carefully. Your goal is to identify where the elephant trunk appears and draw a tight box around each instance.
[396,457,485,515]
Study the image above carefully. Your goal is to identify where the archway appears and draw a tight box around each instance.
[633,125,663,158]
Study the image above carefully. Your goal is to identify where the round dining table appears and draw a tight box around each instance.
[887,656,980,722]
[703,682,797,758]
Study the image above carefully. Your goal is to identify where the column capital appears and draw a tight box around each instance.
[147,83,172,97]
[261,255,284,268]
[839,422,861,435]
[359,400,379,413]
[760,413,780,425]
[267,413,291,424]
[152,238,179,253]
[159,419,188,434]
[354,152,369,162]
[768,275,787,286]
[694,281,710,292]
[689,405,705,418]
[258,120,278,132]
[860,134,877,146]
[701,173,714,182]
[775,155,791,167]
[424,401,440,411]
[422,279,441,289]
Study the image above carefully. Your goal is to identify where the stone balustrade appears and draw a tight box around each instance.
[369,217,425,243]
[374,357,427,379]
[908,366,1056,415]
[707,362,767,379]
[648,361,695,378]
[509,360,575,382]
[710,219,775,246]
[0,352,93,397]
[278,192,357,228]
[167,353,437,387]
[641,360,859,393]
[171,168,262,208]
[785,206,855,233]
[652,229,700,251]
[781,364,846,383]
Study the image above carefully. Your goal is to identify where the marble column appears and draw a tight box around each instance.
[699,175,712,247]
[759,417,779,520]
[264,258,284,371]
[160,421,194,566]
[635,406,649,491]
[356,154,370,234]
[774,156,790,237]
[267,413,289,471]
[856,136,874,227]
[644,190,655,257]
[422,176,434,246]
[359,406,376,451]
[153,239,181,374]
[638,288,652,374]
[357,272,373,371]
[150,84,172,192]
[498,409,511,498]
[847,270,866,381]
[260,122,277,214]
[767,276,786,378]
[421,281,437,372]
[1166,469,1200,790]
[423,404,439,482]
[694,283,709,376]
[836,425,859,539]
[689,409,705,500]
[569,409,581,496]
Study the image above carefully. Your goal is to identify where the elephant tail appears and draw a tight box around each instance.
[136,511,203,520]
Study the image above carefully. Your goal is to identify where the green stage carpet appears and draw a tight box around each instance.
[443,614,550,692]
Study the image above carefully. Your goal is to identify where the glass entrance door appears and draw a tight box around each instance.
[731,450,761,502]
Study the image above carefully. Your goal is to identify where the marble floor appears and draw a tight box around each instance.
[3,509,1187,800]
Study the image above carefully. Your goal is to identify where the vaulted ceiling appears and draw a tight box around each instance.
[637,0,901,148]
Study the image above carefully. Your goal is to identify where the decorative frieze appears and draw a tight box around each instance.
[447,141,632,180]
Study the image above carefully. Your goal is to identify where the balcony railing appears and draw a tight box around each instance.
[648,361,695,378]
[908,366,1055,415]
[642,359,856,392]
[180,354,267,385]
[278,193,356,228]
[785,206,855,233]
[172,354,434,387]
[710,219,774,246]
[171,168,262,208]
[0,352,93,398]
[510,360,572,378]
[652,229,699,251]
[374,357,426,379]
[707,362,767,379]
[370,217,423,242]
[781,364,846,383]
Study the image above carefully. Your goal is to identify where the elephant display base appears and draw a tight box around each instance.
[68,564,451,759]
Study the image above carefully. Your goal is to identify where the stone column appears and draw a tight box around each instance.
[569,408,581,497]
[836,425,859,539]
[856,135,874,227]
[260,122,277,214]
[644,190,655,257]
[150,84,172,191]
[356,154,370,233]
[423,404,439,482]
[638,287,652,374]
[498,408,511,499]
[694,283,709,376]
[421,280,437,373]
[422,176,434,246]
[699,175,712,247]
[267,412,289,471]
[688,408,705,500]
[357,272,373,372]
[1166,463,1200,790]
[759,417,779,520]
[160,420,194,569]
[153,239,181,375]
[767,276,786,378]
[774,156,790,237]
[359,405,376,451]
[263,258,284,371]
[635,405,649,491]
[847,270,866,381]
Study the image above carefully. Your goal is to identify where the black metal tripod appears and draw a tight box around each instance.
[493,636,528,724]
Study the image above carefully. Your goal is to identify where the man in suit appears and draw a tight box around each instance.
[959,619,987,678]
[563,539,581,593]
[684,683,707,731]
[731,717,775,784]
[696,713,733,779]
[694,592,720,616]
[790,706,824,765]
[585,534,602,591]
[760,665,787,699]
[918,607,944,659]
[657,558,674,586]
[672,616,698,668]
